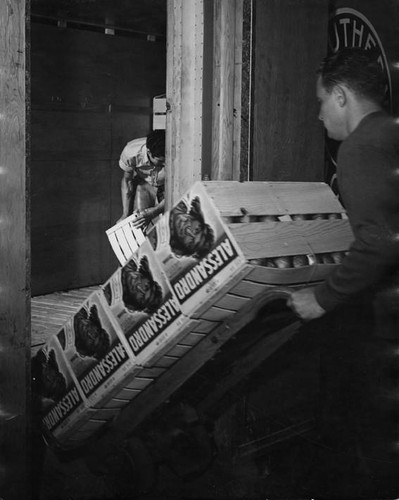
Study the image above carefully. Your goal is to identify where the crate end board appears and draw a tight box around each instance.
[228,219,353,260]
[106,214,146,266]
[147,180,352,294]
[202,181,345,217]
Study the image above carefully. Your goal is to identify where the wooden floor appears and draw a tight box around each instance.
[31,286,100,356]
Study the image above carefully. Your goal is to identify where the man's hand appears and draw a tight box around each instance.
[130,208,155,229]
[287,287,326,321]
[116,210,152,228]
[131,201,165,230]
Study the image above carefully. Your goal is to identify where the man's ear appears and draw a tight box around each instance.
[333,84,347,107]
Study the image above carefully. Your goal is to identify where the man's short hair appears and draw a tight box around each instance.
[146,129,166,158]
[318,48,387,105]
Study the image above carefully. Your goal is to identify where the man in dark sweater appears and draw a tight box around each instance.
[289,49,399,326]
[288,48,399,496]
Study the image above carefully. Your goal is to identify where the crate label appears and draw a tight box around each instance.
[101,240,189,363]
[34,335,86,436]
[147,182,245,314]
[57,292,135,404]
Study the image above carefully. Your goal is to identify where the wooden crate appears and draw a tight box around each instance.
[147,181,353,318]
[37,241,225,447]
[35,335,89,443]
[38,181,353,449]
[99,239,202,367]
[105,213,146,266]
[35,291,142,444]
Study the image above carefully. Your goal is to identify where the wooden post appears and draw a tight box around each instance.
[166,0,205,208]
[166,0,244,201]
[212,0,244,181]
[0,0,30,498]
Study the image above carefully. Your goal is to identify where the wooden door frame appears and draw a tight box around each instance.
[0,0,31,498]
[165,0,244,208]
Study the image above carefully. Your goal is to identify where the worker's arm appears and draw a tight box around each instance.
[117,171,135,224]
[314,144,399,312]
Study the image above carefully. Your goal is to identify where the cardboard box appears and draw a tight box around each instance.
[106,213,146,266]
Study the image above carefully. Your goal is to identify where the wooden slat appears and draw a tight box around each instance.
[228,280,274,298]
[228,219,353,258]
[101,398,131,409]
[165,344,192,358]
[177,332,206,346]
[199,306,238,322]
[113,388,141,401]
[123,377,154,391]
[153,355,179,369]
[243,265,326,286]
[214,293,250,310]
[32,299,80,309]
[190,319,220,334]
[31,286,100,355]
[136,367,167,378]
[203,181,345,216]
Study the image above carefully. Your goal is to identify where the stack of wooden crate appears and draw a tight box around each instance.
[33,181,353,449]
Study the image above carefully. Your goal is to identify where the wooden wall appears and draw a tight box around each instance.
[31,23,166,295]
[251,0,329,181]
[0,0,30,498]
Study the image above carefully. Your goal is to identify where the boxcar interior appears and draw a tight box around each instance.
[2,0,398,498]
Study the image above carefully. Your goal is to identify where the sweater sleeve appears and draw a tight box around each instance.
[315,144,399,311]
